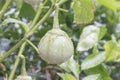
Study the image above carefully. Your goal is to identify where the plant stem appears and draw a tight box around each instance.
[0,0,12,18]
[0,38,25,63]
[59,8,68,13]
[30,0,48,28]
[53,4,59,29]
[25,39,38,53]
[9,42,26,80]
[20,55,26,76]
[27,6,54,36]
[58,0,68,6]
[30,4,43,28]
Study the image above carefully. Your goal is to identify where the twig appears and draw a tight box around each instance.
[9,42,26,80]
[0,0,12,18]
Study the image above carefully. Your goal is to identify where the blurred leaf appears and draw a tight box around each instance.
[104,40,120,62]
[14,0,23,9]
[59,61,70,72]
[81,52,105,70]
[51,0,56,3]
[25,0,42,10]
[59,56,80,78]
[0,0,5,10]
[77,25,100,51]
[57,73,76,80]
[98,26,107,40]
[65,14,73,27]
[3,30,21,40]
[82,74,100,80]
[84,65,112,80]
[19,1,35,21]
[119,40,120,44]
[72,0,95,24]
[97,0,120,10]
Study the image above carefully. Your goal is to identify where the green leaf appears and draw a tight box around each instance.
[57,73,76,80]
[83,74,100,80]
[104,40,120,62]
[14,0,24,9]
[81,52,105,70]
[72,0,95,24]
[51,0,56,3]
[98,26,107,40]
[19,1,35,21]
[59,56,80,79]
[77,25,100,51]
[59,61,71,72]
[97,0,120,10]
[25,0,41,10]
[0,0,5,10]
[84,65,112,80]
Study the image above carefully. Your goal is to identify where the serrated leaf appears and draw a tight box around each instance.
[81,52,105,70]
[104,40,120,62]
[82,74,100,80]
[72,0,95,24]
[77,25,100,51]
[97,0,120,10]
[59,56,80,78]
[57,73,76,80]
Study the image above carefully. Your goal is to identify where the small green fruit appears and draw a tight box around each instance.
[15,75,32,80]
[38,29,74,64]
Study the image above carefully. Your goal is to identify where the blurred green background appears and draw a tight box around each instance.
[0,0,120,80]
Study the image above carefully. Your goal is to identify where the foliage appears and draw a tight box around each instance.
[0,0,120,80]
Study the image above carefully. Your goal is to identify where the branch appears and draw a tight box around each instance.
[9,42,26,80]
[30,0,48,28]
[0,0,12,18]
[20,55,26,76]
[0,38,25,63]
[26,6,54,37]
[25,39,38,53]
[58,0,68,6]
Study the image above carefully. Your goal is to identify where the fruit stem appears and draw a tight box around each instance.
[9,42,26,80]
[53,4,60,29]
[20,55,26,76]
[25,39,39,53]
[0,0,12,18]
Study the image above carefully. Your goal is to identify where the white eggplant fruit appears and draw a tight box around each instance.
[15,75,32,80]
[38,29,74,64]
